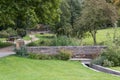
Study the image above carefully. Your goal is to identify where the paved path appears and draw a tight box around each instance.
[24,34,39,44]
[0,34,39,58]
[0,46,15,57]
[70,58,92,64]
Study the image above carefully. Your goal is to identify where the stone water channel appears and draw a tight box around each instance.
[72,58,120,76]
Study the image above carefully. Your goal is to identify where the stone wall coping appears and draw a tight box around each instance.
[91,64,120,76]
[27,46,107,48]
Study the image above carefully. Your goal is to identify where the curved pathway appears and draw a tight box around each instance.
[0,34,39,58]
[0,46,15,58]
[24,34,39,44]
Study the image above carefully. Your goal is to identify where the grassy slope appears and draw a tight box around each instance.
[83,27,120,45]
[0,56,119,80]
[110,67,120,71]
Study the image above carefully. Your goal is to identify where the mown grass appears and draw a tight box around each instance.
[110,67,120,71]
[0,56,119,80]
[23,35,31,41]
[83,27,120,45]
[0,38,6,42]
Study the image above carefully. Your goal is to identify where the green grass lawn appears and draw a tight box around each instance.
[0,56,119,80]
[83,27,120,45]
[23,35,31,41]
[0,38,6,42]
[110,67,120,71]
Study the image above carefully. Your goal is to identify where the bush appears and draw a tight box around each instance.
[92,46,120,67]
[50,36,80,46]
[15,46,28,56]
[27,42,37,46]
[17,29,26,37]
[0,41,13,48]
[103,59,114,67]
[101,47,120,66]
[92,56,106,65]
[28,53,53,60]
[28,50,72,60]
[55,49,72,60]
[0,28,17,38]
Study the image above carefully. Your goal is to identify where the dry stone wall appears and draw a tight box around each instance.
[27,46,107,58]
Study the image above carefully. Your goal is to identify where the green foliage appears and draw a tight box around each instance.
[93,41,120,67]
[27,42,37,46]
[92,56,106,66]
[17,29,26,37]
[28,49,72,60]
[0,0,61,30]
[56,49,72,60]
[101,47,120,66]
[50,36,72,46]
[15,46,28,57]
[0,28,17,38]
[23,35,31,41]
[50,36,80,46]
[76,0,118,45]
[54,0,82,37]
[27,34,81,46]
[0,41,12,48]
[103,59,114,67]
[28,53,52,60]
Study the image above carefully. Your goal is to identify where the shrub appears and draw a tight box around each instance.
[50,36,79,46]
[0,41,13,48]
[17,29,26,37]
[0,28,17,38]
[15,46,28,56]
[101,47,120,66]
[93,47,120,67]
[92,56,106,65]
[56,49,72,60]
[28,50,72,60]
[28,53,53,60]
[103,59,114,67]
[27,42,37,46]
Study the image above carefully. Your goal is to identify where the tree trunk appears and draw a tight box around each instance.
[90,31,97,45]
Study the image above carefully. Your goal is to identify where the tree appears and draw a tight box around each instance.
[0,0,61,30]
[76,0,118,45]
[54,0,82,36]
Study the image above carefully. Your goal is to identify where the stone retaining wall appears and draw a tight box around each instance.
[27,46,107,58]
[91,64,120,76]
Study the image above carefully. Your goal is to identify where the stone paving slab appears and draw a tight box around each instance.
[0,52,15,58]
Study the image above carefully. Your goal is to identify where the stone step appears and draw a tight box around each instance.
[70,58,92,64]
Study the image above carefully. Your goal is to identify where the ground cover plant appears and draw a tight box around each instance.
[0,41,12,48]
[27,33,81,46]
[0,56,120,80]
